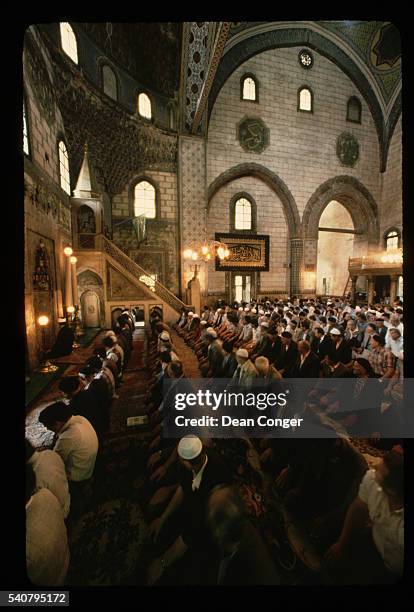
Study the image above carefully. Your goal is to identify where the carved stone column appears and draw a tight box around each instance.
[367,276,375,306]
[64,251,73,309]
[290,239,304,296]
[390,275,399,304]
[350,275,358,304]
[71,257,79,307]
[187,266,201,315]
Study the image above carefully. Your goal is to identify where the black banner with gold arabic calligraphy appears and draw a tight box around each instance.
[215,233,270,271]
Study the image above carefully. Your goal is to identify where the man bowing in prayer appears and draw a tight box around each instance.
[148,435,232,585]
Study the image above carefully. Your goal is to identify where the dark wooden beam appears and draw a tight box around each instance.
[318,227,363,234]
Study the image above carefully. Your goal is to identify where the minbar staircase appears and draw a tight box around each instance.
[79,234,193,318]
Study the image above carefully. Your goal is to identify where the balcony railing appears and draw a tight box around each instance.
[349,252,403,273]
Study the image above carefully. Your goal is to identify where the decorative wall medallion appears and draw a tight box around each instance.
[336,132,359,167]
[215,233,270,271]
[238,117,270,154]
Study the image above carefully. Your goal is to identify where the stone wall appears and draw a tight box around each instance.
[112,170,180,295]
[207,176,289,297]
[380,115,403,241]
[201,45,396,297]
[24,27,72,371]
[207,46,382,216]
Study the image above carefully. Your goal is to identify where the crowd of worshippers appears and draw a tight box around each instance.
[140,304,403,586]
[171,297,404,438]
[25,310,136,587]
[25,301,404,587]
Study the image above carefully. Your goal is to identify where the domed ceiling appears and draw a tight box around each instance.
[78,22,182,97]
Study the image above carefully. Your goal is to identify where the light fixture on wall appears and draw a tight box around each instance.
[63,246,73,257]
[182,206,230,263]
[36,315,59,374]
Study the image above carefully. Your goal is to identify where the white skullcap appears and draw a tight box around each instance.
[160,332,170,341]
[236,348,249,358]
[206,329,217,339]
[265,311,271,315]
[251,308,257,314]
[330,328,341,335]
[188,312,194,317]
[201,320,208,325]
[244,307,250,312]
[238,307,243,311]
[283,307,289,312]
[105,331,116,337]
[261,321,269,328]
[193,314,200,319]
[178,435,203,460]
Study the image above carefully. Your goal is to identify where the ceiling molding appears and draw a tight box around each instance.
[191,22,231,134]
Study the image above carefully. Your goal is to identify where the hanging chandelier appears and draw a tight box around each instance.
[182,206,230,263]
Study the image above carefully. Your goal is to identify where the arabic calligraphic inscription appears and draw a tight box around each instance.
[237,117,270,154]
[336,132,359,167]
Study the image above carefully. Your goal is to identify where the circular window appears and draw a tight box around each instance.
[299,49,313,69]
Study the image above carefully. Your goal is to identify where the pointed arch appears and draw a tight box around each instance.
[302,175,379,243]
[207,162,300,238]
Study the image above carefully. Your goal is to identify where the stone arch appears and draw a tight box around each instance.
[77,269,103,286]
[302,175,379,244]
[77,269,104,327]
[207,163,300,238]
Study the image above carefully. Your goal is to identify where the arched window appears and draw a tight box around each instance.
[60,22,78,64]
[385,229,400,251]
[23,97,30,156]
[298,87,313,112]
[58,140,71,195]
[241,75,258,101]
[234,197,252,230]
[134,181,156,218]
[138,92,152,119]
[102,64,117,101]
[347,96,362,123]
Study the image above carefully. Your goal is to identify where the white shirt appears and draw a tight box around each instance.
[385,336,403,359]
[29,450,70,518]
[385,323,404,345]
[358,469,404,575]
[26,488,70,586]
[54,415,99,482]
[192,455,208,491]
